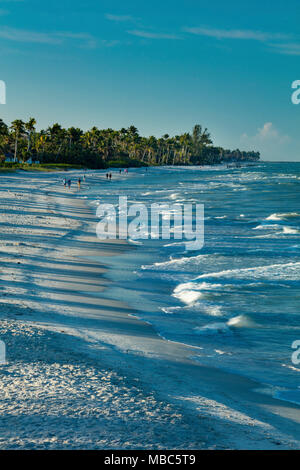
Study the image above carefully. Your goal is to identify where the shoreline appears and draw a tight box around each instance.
[0,170,299,449]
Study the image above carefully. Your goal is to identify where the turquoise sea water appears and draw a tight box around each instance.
[82,163,300,402]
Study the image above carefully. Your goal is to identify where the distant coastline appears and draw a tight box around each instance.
[0,119,260,169]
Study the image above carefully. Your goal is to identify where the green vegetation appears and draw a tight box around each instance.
[0,118,260,168]
[0,162,85,172]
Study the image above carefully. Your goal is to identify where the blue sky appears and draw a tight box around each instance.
[0,0,299,160]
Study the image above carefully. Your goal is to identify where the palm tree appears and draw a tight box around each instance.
[36,131,48,160]
[0,119,9,160]
[192,124,212,157]
[10,119,25,162]
[67,127,83,148]
[25,117,36,153]
[47,123,67,160]
[0,119,8,136]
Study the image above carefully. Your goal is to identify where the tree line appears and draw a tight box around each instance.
[0,118,260,168]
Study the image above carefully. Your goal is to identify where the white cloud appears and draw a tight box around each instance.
[0,27,61,44]
[240,123,293,161]
[240,123,291,160]
[268,42,300,56]
[183,27,289,42]
[248,122,290,143]
[258,122,278,139]
[100,39,121,47]
[0,27,101,48]
[55,32,98,49]
[105,13,137,23]
[127,30,179,40]
[183,26,300,57]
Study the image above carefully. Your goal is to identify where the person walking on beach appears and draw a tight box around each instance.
[63,178,66,187]
[77,178,81,190]
[109,172,112,180]
[67,179,71,189]
[106,173,109,180]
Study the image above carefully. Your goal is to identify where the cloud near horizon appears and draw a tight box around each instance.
[241,122,290,147]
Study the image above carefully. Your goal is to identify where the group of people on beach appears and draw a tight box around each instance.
[63,178,72,189]
[63,174,85,190]
[63,169,128,188]
[106,168,128,179]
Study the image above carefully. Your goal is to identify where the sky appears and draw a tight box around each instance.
[0,0,299,161]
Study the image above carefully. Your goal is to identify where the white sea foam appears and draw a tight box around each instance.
[265,213,283,222]
[160,306,183,314]
[202,304,224,317]
[174,289,203,304]
[169,192,181,200]
[194,322,231,335]
[215,349,232,355]
[174,263,300,299]
[173,281,224,303]
[128,238,144,245]
[282,363,300,372]
[227,314,256,328]
[253,224,281,230]
[203,262,300,281]
[266,212,300,221]
[163,241,187,248]
[282,226,300,234]
[142,254,209,271]
[253,223,300,234]
[161,301,224,317]
[194,315,255,336]
[252,232,282,239]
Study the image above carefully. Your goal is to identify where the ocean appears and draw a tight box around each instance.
[81,162,300,404]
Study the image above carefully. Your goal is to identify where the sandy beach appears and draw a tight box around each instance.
[0,170,299,450]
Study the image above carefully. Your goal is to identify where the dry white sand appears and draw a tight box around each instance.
[0,170,299,449]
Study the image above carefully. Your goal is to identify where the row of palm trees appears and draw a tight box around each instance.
[0,118,260,167]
